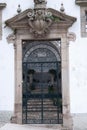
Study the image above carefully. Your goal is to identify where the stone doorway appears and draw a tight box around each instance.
[5,0,76,129]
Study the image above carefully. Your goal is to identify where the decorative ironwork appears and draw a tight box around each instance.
[22,40,61,63]
[23,48,58,63]
[22,62,63,124]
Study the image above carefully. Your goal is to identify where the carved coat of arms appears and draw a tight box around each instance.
[27,9,52,37]
[27,0,53,37]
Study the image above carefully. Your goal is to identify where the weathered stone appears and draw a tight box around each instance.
[0,3,6,40]
[76,1,87,37]
[5,1,76,129]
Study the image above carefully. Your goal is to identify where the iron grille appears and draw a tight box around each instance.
[22,62,63,124]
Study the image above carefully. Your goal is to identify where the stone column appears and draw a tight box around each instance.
[7,34,23,124]
[61,34,73,130]
[14,36,22,124]
[8,35,23,124]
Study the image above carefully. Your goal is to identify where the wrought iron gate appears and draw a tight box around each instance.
[22,62,63,124]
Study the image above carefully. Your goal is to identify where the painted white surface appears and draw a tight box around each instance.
[0,0,87,113]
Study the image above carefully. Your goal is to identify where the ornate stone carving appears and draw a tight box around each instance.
[67,32,76,42]
[6,33,16,49]
[27,0,53,37]
[34,0,47,8]
[27,9,53,37]
[7,33,16,43]
[34,0,47,5]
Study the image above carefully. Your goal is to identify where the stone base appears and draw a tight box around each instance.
[10,116,17,124]
[10,113,73,130]
[12,103,22,124]
[63,114,73,130]
[0,123,72,130]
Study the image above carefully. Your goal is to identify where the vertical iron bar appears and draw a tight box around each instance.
[58,39,63,124]
[22,63,24,123]
[41,63,43,123]
[56,61,60,124]
[25,62,28,124]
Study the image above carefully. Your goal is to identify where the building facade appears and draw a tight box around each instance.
[0,0,87,130]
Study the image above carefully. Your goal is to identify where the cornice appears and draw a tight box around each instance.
[0,3,6,9]
[5,8,76,30]
[76,0,87,6]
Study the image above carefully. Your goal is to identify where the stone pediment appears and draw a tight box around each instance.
[5,8,76,30]
[5,7,76,38]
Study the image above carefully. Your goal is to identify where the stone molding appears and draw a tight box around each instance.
[8,33,74,129]
[5,8,76,32]
[6,33,16,49]
[0,3,6,9]
[0,3,6,40]
[6,33,16,43]
[76,0,87,6]
[67,32,76,42]
[76,1,87,37]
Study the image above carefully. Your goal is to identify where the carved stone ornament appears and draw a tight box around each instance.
[27,9,53,37]
[6,33,16,43]
[27,0,53,38]
[67,32,76,42]
[34,0,47,8]
[34,0,47,5]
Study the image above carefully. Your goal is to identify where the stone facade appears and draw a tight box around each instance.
[5,1,76,130]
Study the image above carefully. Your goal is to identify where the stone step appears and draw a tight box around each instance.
[0,123,63,130]
[23,113,58,119]
[23,108,58,112]
[31,90,48,93]
[27,102,54,106]
[23,105,58,112]
[24,99,59,111]
[27,99,53,103]
[26,104,57,108]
